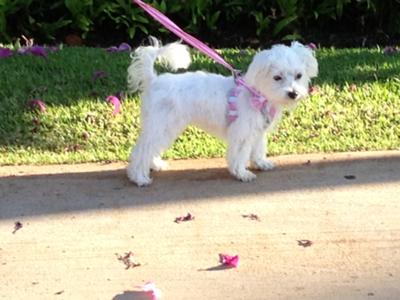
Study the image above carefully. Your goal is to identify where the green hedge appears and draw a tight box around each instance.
[1,0,400,45]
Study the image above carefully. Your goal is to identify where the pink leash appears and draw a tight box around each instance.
[133,0,236,74]
[132,0,276,123]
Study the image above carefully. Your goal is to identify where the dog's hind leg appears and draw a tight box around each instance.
[127,134,154,187]
[127,113,186,186]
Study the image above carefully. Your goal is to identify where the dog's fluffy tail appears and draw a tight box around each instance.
[127,37,191,93]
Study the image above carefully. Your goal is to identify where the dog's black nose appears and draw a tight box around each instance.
[287,91,298,99]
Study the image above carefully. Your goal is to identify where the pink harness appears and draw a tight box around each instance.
[133,0,276,125]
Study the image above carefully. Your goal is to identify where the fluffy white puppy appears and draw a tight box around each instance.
[127,38,318,186]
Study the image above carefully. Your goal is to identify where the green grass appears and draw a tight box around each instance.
[0,46,399,165]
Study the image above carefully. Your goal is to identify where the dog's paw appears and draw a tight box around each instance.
[127,168,153,187]
[252,159,275,171]
[234,169,257,182]
[151,157,168,171]
[135,177,153,187]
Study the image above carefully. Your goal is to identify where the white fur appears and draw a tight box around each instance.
[126,39,318,186]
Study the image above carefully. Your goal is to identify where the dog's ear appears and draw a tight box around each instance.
[290,42,318,78]
[244,50,273,85]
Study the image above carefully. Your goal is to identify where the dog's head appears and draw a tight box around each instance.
[244,42,318,107]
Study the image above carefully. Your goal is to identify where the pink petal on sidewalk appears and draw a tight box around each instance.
[219,253,239,268]
[106,95,121,115]
[28,99,46,112]
[297,240,313,247]
[116,251,141,269]
[12,221,23,234]
[174,213,195,223]
[242,213,260,221]
[142,282,162,300]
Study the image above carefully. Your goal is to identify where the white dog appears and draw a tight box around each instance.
[127,38,318,186]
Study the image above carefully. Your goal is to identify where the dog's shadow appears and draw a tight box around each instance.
[112,291,150,300]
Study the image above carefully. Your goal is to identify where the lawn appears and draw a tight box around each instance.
[0,45,399,165]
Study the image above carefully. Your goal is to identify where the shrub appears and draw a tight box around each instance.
[0,0,400,45]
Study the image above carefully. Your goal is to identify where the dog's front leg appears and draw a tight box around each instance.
[227,139,256,182]
[250,132,275,171]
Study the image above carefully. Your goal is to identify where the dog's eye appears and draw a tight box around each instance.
[296,73,302,80]
[273,75,282,81]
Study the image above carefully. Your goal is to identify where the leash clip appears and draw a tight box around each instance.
[232,69,242,80]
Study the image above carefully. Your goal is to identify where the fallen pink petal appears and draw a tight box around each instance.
[309,85,319,95]
[142,282,162,300]
[29,45,48,57]
[47,45,61,52]
[106,43,132,53]
[297,239,313,247]
[17,47,30,55]
[115,91,126,101]
[17,45,50,57]
[118,42,132,52]
[28,99,46,113]
[106,95,121,115]
[12,221,23,234]
[383,46,398,55]
[174,212,195,223]
[308,42,317,50]
[106,46,119,53]
[242,214,260,221]
[0,47,13,58]
[219,253,239,268]
[92,71,108,81]
[348,84,357,92]
[116,251,141,269]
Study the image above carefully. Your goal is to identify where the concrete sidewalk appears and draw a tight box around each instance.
[0,151,399,300]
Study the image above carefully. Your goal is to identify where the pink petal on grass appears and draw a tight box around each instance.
[118,42,132,52]
[92,71,108,81]
[28,99,46,112]
[308,43,317,50]
[106,43,132,53]
[142,282,162,300]
[47,45,61,52]
[106,46,119,53]
[115,91,126,101]
[17,45,48,57]
[219,253,239,268]
[106,95,121,115]
[0,47,13,58]
[309,85,320,95]
[348,84,357,92]
[17,47,30,55]
[28,45,48,57]
[383,46,398,55]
